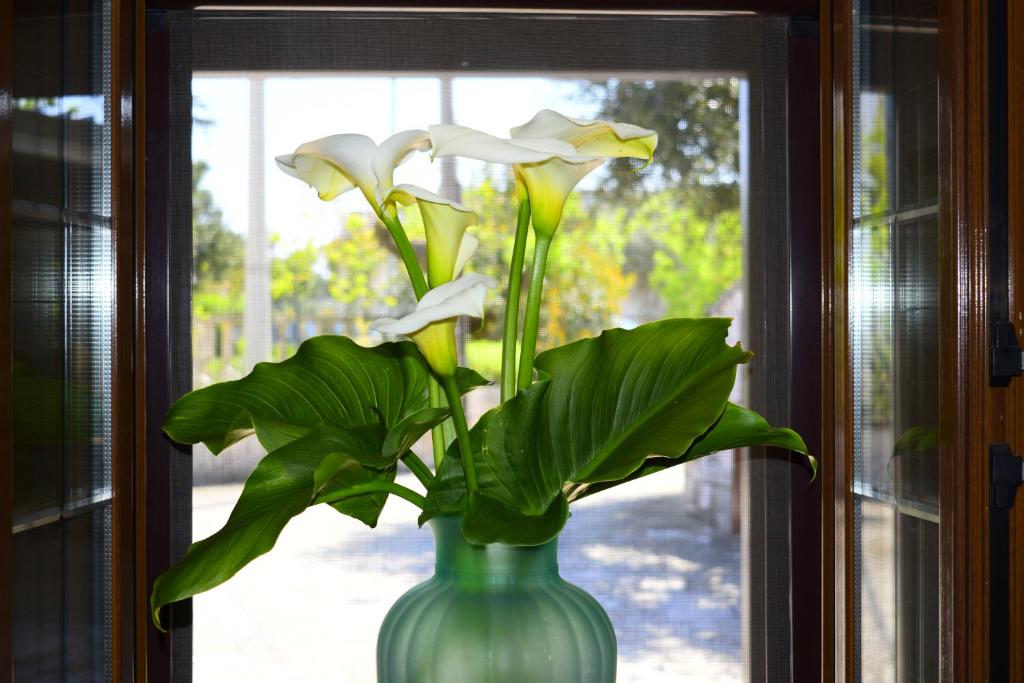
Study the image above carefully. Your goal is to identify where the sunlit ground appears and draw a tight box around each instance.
[192,464,742,682]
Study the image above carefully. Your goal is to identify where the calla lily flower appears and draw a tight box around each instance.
[510,109,658,161]
[275,130,430,213]
[428,124,598,238]
[383,184,480,287]
[429,110,657,237]
[372,273,497,377]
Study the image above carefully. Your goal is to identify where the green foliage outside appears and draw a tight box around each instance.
[192,79,748,385]
[192,162,246,382]
[153,84,816,627]
[859,103,894,423]
[588,77,741,214]
[193,160,243,315]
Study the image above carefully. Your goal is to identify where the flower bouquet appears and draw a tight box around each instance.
[151,110,811,682]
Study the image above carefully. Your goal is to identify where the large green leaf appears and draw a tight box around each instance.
[163,335,486,454]
[150,423,394,630]
[382,407,451,460]
[565,402,811,502]
[420,379,551,530]
[460,492,570,546]
[533,318,751,484]
[425,318,761,544]
[153,336,488,628]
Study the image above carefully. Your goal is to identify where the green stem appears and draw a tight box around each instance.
[379,212,446,470]
[401,451,434,488]
[516,234,552,391]
[314,481,426,510]
[500,199,531,402]
[441,375,477,494]
[428,378,447,468]
[379,213,428,299]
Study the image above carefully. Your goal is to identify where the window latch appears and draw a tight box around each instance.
[990,321,1024,387]
[991,443,1024,510]
[991,442,1023,681]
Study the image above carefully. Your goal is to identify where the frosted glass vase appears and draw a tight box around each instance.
[376,516,617,682]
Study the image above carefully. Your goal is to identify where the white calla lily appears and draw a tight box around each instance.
[373,130,433,193]
[428,124,590,165]
[510,109,658,161]
[431,111,658,394]
[430,110,656,237]
[452,233,480,281]
[429,123,599,237]
[514,157,604,237]
[276,130,430,212]
[371,273,497,376]
[510,110,657,237]
[383,184,479,287]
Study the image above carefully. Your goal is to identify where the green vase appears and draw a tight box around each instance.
[376,516,617,682]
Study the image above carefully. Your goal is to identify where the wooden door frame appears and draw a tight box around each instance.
[1008,0,1024,677]
[936,1,988,680]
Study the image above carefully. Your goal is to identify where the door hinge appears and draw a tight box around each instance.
[991,442,1024,509]
[990,321,1024,387]
[991,443,1023,682]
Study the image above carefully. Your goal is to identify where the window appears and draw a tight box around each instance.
[149,9,803,681]
[848,1,939,679]
[10,1,116,679]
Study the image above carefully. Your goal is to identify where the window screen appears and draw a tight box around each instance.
[163,11,793,682]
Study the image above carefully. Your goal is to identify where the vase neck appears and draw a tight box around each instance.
[429,516,559,585]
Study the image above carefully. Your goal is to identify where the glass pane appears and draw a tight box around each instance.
[12,522,62,681]
[850,0,939,680]
[11,0,115,679]
[181,12,791,682]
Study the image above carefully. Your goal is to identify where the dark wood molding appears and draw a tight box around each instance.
[818,1,837,681]
[937,0,988,680]
[822,0,853,680]
[146,0,820,15]
[143,12,198,678]
[0,0,13,677]
[787,18,824,683]
[111,0,140,680]
[1008,0,1024,678]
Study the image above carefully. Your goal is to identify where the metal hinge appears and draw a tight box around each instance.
[990,321,1024,387]
[991,443,1024,509]
[991,443,1023,682]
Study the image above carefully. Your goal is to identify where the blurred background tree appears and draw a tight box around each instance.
[587,77,740,215]
[192,77,748,384]
[192,161,245,383]
[269,239,325,358]
[193,160,243,316]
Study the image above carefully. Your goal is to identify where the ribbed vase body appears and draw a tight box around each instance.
[376,517,616,683]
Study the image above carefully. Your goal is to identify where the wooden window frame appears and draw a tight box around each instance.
[25,1,1009,681]
[820,0,998,681]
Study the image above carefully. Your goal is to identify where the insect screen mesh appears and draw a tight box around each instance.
[166,10,792,682]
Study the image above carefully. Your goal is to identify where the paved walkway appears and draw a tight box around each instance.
[192,470,742,682]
